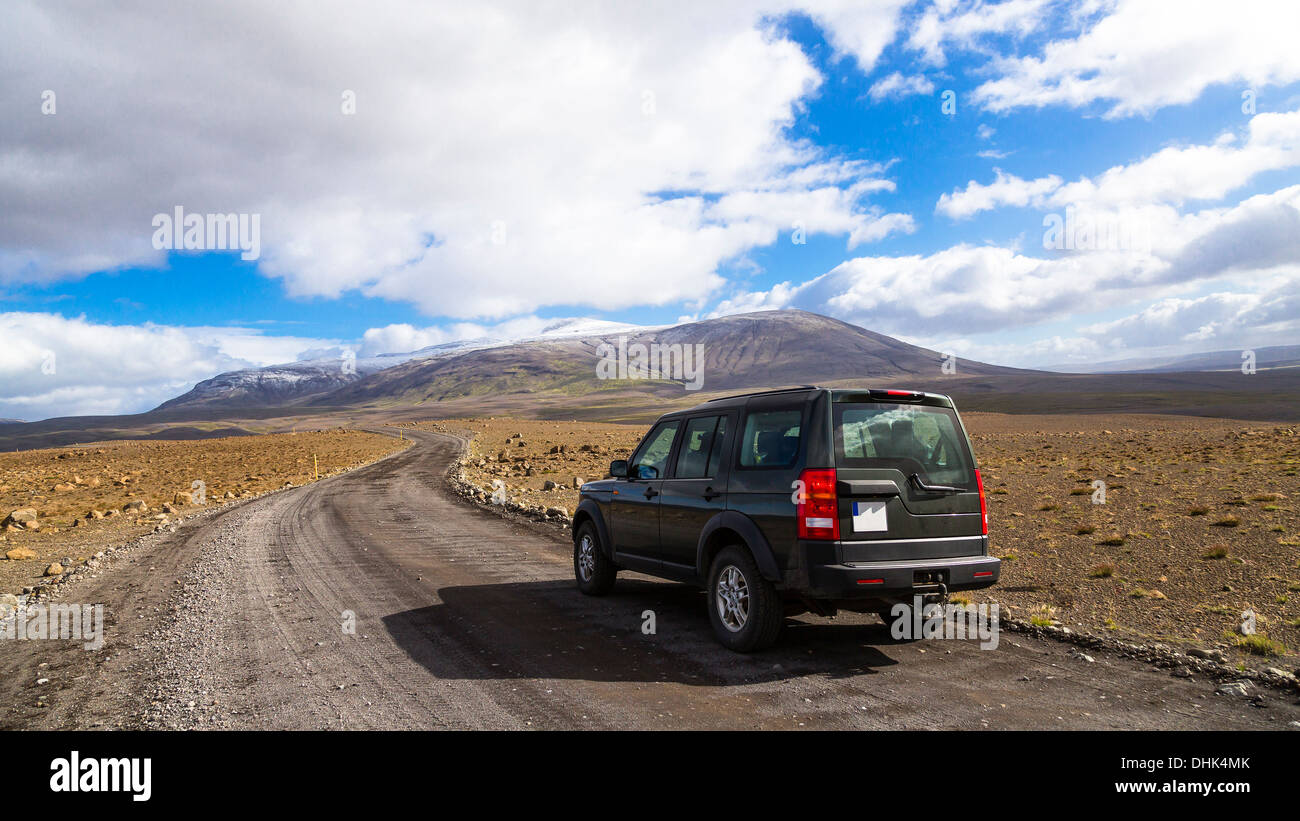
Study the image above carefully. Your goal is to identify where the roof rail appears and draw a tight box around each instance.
[705,385,821,402]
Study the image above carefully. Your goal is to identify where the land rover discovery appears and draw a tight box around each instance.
[571,386,998,651]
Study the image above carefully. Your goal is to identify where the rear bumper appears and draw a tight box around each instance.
[802,553,1001,599]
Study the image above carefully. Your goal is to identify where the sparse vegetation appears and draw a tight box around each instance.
[1201,545,1229,560]
[1029,603,1057,627]
[1128,587,1167,600]
[1088,563,1115,578]
[1227,632,1286,657]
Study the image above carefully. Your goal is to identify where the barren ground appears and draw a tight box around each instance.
[4,429,1295,731]
[0,429,409,594]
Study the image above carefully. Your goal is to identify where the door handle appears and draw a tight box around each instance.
[644,487,659,499]
[702,487,721,501]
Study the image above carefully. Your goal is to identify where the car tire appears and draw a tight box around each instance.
[574,520,616,595]
[707,546,783,652]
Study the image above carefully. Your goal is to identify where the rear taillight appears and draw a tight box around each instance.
[975,468,988,535]
[797,468,839,540]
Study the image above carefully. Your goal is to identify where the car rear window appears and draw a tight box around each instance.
[833,403,975,489]
[739,409,801,468]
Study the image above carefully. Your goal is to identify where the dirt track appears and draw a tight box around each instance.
[3,430,1298,730]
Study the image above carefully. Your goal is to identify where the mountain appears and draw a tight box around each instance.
[153,353,410,412]
[4,309,1296,452]
[153,317,656,412]
[311,310,1025,408]
[1044,345,1300,374]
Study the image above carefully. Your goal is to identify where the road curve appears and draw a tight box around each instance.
[3,429,1297,730]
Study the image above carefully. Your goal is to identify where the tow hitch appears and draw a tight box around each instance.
[912,571,948,607]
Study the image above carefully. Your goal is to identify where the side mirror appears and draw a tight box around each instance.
[609,459,628,478]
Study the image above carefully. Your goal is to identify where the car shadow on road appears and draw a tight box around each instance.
[382,578,913,686]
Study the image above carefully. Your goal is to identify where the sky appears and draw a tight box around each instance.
[2,0,1299,420]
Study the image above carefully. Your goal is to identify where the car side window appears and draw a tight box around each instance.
[739,409,801,467]
[674,416,721,479]
[705,416,728,476]
[630,420,679,479]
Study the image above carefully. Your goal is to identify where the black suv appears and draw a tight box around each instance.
[571,386,999,651]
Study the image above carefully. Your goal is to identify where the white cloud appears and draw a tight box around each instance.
[867,72,935,102]
[972,0,1300,116]
[1077,286,1297,349]
[806,0,912,71]
[0,313,340,420]
[937,108,1300,218]
[936,169,1063,218]
[0,0,916,320]
[708,183,1300,358]
[907,0,1052,66]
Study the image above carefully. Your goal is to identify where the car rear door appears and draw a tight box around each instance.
[830,396,984,562]
[657,413,733,572]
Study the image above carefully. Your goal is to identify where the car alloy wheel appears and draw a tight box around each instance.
[577,533,596,582]
[715,564,750,632]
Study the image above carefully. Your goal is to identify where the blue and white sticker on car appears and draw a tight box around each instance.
[851,500,888,532]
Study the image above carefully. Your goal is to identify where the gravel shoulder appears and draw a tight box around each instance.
[3,429,1298,730]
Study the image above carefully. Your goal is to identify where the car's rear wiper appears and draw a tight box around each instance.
[909,473,964,494]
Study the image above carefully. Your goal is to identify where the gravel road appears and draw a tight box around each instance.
[3,430,1297,730]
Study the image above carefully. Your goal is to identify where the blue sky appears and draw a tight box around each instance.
[2,1,1299,419]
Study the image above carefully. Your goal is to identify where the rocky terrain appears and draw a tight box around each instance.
[425,412,1300,666]
[0,429,408,594]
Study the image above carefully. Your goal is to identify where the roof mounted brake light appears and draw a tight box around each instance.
[870,389,922,401]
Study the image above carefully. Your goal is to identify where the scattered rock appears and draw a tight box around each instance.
[1216,680,1252,697]
[44,562,64,576]
[3,508,38,528]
